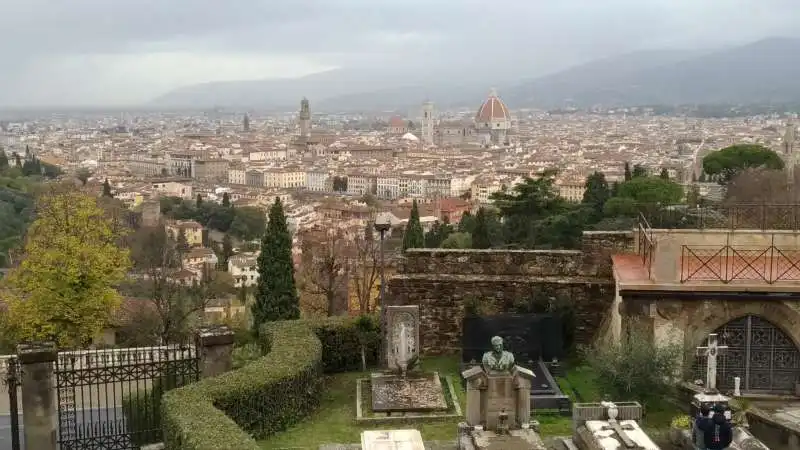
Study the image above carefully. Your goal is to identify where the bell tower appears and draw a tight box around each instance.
[299,97,311,139]
[421,100,434,146]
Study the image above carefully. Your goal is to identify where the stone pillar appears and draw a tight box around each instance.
[513,366,535,428]
[18,342,57,450]
[195,325,235,378]
[461,366,488,428]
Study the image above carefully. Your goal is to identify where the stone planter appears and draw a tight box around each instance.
[668,427,687,448]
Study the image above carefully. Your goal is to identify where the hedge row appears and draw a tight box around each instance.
[161,315,380,450]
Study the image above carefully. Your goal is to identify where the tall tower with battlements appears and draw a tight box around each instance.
[299,98,311,139]
[421,101,434,146]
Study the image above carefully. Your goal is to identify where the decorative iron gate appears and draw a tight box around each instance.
[2,357,22,450]
[55,345,200,450]
[694,315,800,393]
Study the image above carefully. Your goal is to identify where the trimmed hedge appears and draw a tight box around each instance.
[162,315,380,450]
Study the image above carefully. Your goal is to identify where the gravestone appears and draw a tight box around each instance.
[458,337,544,450]
[371,305,447,413]
[361,429,425,450]
[385,306,420,368]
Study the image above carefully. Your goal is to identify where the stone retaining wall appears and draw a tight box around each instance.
[747,408,800,450]
[387,232,633,356]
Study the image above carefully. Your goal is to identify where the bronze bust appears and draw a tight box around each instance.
[482,336,516,373]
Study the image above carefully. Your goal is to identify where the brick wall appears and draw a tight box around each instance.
[387,231,634,356]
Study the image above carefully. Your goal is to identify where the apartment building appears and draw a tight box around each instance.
[229,253,259,287]
[153,181,193,199]
[306,170,330,192]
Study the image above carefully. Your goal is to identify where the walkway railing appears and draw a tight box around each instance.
[680,244,800,284]
[637,213,655,278]
[645,204,800,231]
[0,344,196,378]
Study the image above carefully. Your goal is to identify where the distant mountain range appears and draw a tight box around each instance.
[150,38,800,111]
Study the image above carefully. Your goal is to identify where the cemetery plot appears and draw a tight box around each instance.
[461,313,571,414]
[356,374,462,425]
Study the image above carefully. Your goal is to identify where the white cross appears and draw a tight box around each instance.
[697,333,728,391]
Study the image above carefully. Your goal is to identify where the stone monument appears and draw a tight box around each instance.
[458,336,544,450]
[371,305,448,413]
[570,402,659,450]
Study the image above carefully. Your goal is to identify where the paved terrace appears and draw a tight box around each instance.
[614,228,800,292]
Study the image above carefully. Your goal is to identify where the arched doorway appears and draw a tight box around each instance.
[693,315,800,393]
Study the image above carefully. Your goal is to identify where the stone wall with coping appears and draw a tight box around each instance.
[747,408,800,450]
[387,231,634,356]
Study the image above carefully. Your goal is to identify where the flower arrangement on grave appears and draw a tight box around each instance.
[670,415,691,429]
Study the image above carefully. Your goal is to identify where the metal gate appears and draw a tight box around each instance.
[55,345,200,450]
[694,315,800,393]
[2,357,22,450]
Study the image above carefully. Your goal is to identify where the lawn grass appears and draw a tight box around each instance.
[258,358,684,449]
[259,357,465,449]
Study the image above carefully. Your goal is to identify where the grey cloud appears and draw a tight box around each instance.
[0,0,798,106]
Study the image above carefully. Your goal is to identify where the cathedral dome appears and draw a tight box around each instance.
[475,89,511,124]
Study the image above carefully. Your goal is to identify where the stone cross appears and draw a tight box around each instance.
[697,333,728,391]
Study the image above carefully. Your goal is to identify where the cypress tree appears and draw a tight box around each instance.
[13,152,21,167]
[624,162,632,181]
[0,150,8,171]
[472,207,492,249]
[196,193,203,208]
[402,199,425,251]
[659,168,670,180]
[222,192,231,207]
[252,197,299,332]
[102,179,113,197]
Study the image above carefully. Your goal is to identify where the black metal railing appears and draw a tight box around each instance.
[637,213,655,278]
[680,244,800,284]
[55,345,200,450]
[644,204,800,231]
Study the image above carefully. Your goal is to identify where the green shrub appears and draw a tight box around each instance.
[309,315,380,373]
[162,320,323,450]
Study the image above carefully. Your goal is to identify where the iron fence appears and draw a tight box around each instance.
[680,244,800,284]
[644,204,800,231]
[637,213,654,278]
[2,356,21,450]
[55,344,200,450]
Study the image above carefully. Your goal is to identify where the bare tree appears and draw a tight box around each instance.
[125,226,235,343]
[725,167,795,204]
[298,226,352,316]
[350,223,380,315]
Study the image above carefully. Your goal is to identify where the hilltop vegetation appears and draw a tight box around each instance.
[0,148,62,267]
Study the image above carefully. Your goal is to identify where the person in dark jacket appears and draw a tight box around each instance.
[693,404,712,450]
[701,410,733,450]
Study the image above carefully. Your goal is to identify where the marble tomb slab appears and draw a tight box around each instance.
[361,429,425,450]
[371,372,448,412]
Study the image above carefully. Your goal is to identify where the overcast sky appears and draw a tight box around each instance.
[0,0,797,107]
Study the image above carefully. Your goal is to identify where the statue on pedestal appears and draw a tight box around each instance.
[482,336,515,373]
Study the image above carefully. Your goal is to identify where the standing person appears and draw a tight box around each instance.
[701,406,733,450]
[693,404,712,450]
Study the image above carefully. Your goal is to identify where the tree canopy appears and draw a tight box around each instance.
[251,197,299,331]
[402,200,424,251]
[703,144,785,184]
[2,190,130,347]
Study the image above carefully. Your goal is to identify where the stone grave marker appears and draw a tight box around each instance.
[360,429,425,450]
[371,305,447,413]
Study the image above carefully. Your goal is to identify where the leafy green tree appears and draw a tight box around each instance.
[582,172,610,221]
[458,211,476,234]
[102,179,113,197]
[3,190,130,347]
[604,176,684,217]
[582,320,682,408]
[632,164,648,178]
[221,192,231,207]
[659,168,670,180]
[703,144,784,184]
[228,206,267,241]
[220,234,234,268]
[441,232,472,249]
[624,162,632,181]
[424,217,454,248]
[402,199,425,251]
[491,170,571,248]
[472,207,492,249]
[251,197,299,331]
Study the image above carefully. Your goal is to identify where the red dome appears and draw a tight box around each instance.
[475,90,511,123]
